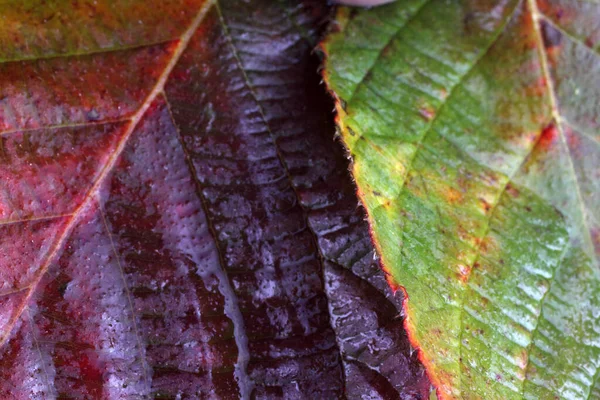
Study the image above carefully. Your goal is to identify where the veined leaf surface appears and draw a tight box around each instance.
[323,0,600,398]
[0,0,430,398]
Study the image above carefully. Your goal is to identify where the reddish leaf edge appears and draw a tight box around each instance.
[0,0,217,349]
[318,7,443,400]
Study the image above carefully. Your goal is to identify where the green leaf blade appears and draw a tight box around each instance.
[323,0,600,398]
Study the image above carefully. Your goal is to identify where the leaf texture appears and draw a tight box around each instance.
[0,0,430,398]
[323,0,600,399]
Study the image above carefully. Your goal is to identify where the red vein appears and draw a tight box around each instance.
[0,0,216,347]
[0,213,71,228]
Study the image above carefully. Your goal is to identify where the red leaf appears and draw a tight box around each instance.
[0,0,429,398]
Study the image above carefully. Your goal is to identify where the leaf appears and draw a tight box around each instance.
[323,0,600,398]
[0,0,430,398]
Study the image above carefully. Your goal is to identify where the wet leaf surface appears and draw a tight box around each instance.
[323,0,600,398]
[0,0,429,398]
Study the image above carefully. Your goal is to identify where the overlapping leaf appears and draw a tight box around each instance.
[323,0,600,398]
[0,0,430,398]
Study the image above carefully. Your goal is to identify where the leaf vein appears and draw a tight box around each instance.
[537,13,600,56]
[214,1,353,389]
[519,245,569,396]
[529,0,599,267]
[99,199,150,387]
[343,0,432,104]
[161,90,253,399]
[0,39,175,65]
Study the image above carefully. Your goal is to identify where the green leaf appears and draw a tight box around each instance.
[323,0,600,398]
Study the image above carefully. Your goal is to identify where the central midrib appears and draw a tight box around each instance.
[213,0,350,392]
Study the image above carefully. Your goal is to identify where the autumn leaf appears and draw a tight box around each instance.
[0,0,433,398]
[323,0,600,398]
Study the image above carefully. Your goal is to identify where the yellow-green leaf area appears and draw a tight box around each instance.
[323,0,600,398]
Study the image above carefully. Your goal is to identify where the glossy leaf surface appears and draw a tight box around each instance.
[0,0,430,398]
[323,0,600,398]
